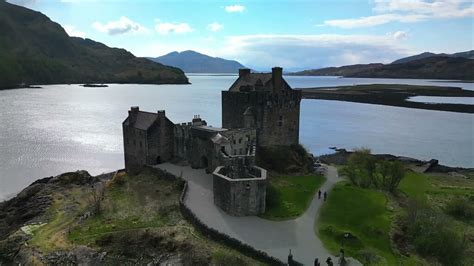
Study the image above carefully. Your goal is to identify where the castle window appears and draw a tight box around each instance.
[139,141,143,148]
[278,115,283,127]
[133,140,136,146]
[234,149,237,155]
[238,138,242,144]
[239,148,242,154]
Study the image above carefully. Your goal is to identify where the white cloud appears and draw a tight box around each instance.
[155,22,193,35]
[322,0,474,28]
[323,14,425,28]
[63,25,86,38]
[217,34,412,70]
[207,22,223,32]
[93,16,148,35]
[225,5,245,13]
[391,30,409,40]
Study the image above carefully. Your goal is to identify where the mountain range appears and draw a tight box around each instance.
[0,1,188,89]
[291,50,474,80]
[391,50,474,64]
[148,51,246,73]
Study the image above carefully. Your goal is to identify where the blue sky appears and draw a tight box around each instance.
[8,0,474,70]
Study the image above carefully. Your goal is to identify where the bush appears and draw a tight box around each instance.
[256,144,313,174]
[405,203,466,266]
[446,197,474,220]
[342,149,405,193]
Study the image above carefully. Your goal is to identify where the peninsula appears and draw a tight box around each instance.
[301,84,474,113]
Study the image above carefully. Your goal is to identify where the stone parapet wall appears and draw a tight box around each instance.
[213,166,267,216]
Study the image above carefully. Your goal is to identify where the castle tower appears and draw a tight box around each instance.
[222,67,301,147]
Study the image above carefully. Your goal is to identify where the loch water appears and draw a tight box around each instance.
[0,75,473,200]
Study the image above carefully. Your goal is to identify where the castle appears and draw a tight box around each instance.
[122,67,301,216]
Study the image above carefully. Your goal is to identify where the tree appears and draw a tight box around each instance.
[90,182,105,215]
[343,148,376,188]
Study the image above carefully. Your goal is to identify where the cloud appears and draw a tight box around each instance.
[391,30,408,40]
[322,0,474,28]
[155,22,193,35]
[207,22,223,32]
[225,5,245,13]
[218,34,411,70]
[323,14,425,28]
[93,16,148,35]
[63,25,86,38]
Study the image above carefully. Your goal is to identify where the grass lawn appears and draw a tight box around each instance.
[317,182,397,265]
[261,174,325,220]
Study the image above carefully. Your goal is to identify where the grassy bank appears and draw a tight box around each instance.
[261,174,325,220]
[25,169,263,264]
[317,182,397,264]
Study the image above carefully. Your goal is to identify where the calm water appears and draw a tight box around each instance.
[1,75,473,200]
[407,96,474,105]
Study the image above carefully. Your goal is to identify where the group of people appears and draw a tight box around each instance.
[318,190,327,201]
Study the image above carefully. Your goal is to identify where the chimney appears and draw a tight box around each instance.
[192,114,204,126]
[128,106,139,125]
[239,68,251,77]
[272,67,283,90]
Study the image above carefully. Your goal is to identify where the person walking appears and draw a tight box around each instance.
[318,190,322,199]
[324,191,327,201]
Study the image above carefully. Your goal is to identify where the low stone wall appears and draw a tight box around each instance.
[148,166,284,265]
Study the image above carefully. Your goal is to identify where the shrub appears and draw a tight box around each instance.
[405,203,465,266]
[446,197,474,220]
[342,149,405,192]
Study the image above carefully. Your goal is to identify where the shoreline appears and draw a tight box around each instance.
[2,150,471,204]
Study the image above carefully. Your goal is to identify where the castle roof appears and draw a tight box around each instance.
[123,111,159,130]
[227,68,292,92]
[211,133,230,145]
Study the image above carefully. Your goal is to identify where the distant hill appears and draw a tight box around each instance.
[289,63,383,77]
[148,50,246,73]
[349,56,474,80]
[392,50,474,64]
[0,1,188,89]
[291,51,474,80]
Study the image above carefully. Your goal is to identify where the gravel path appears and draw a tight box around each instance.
[155,163,360,265]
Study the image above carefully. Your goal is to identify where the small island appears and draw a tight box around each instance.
[81,84,109,88]
[300,84,474,113]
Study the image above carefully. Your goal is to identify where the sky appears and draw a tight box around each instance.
[7,0,474,71]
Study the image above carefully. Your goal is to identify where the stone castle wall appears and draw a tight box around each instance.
[213,165,267,216]
[222,89,301,147]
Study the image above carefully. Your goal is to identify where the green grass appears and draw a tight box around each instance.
[68,171,182,245]
[399,171,474,207]
[261,174,325,220]
[317,182,396,265]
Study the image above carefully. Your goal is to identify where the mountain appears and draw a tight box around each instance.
[392,50,474,64]
[289,63,384,77]
[0,1,188,89]
[291,52,474,80]
[349,56,474,80]
[148,50,246,73]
